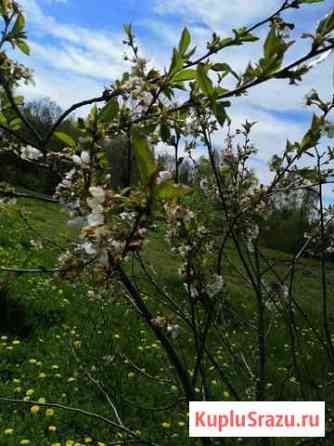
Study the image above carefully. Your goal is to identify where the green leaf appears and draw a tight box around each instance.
[197,63,214,98]
[300,114,323,152]
[16,39,30,55]
[211,63,240,80]
[99,99,119,123]
[172,69,197,82]
[131,128,156,185]
[264,28,279,61]
[155,181,191,201]
[9,117,21,130]
[14,96,24,105]
[178,27,191,54]
[234,28,259,43]
[0,112,7,125]
[317,10,334,36]
[55,131,76,148]
[212,101,230,126]
[169,48,184,75]
[160,122,171,143]
[12,14,25,34]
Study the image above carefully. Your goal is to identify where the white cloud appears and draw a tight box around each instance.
[18,68,104,115]
[29,41,125,80]
[154,0,279,30]
[19,0,128,79]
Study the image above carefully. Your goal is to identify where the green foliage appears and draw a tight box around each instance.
[54,131,76,148]
[99,98,119,123]
[196,63,214,98]
[131,128,156,185]
[178,27,191,55]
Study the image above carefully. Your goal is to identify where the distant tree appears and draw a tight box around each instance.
[18,97,79,152]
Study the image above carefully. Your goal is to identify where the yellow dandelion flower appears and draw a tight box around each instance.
[4,428,14,435]
[30,405,40,414]
[48,425,57,432]
[46,409,55,417]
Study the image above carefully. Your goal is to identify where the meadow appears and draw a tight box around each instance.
[0,198,333,446]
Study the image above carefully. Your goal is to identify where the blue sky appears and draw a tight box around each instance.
[11,0,334,198]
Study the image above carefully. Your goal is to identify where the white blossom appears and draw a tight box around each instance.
[72,151,90,168]
[89,186,106,203]
[207,274,224,297]
[157,170,172,184]
[20,146,43,161]
[87,212,104,227]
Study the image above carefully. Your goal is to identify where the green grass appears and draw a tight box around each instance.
[0,199,333,446]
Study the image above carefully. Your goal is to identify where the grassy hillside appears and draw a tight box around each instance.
[0,199,333,446]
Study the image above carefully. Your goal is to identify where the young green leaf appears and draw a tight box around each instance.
[9,117,22,130]
[99,99,119,123]
[55,132,76,148]
[317,10,334,36]
[16,39,30,55]
[197,63,214,98]
[264,28,279,61]
[155,181,191,201]
[172,69,197,82]
[131,128,156,185]
[12,14,25,34]
[212,101,230,126]
[0,112,7,125]
[178,27,191,54]
[169,48,184,75]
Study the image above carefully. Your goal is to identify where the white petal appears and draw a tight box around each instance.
[87,212,104,226]
[157,170,172,184]
[81,151,90,164]
[89,186,106,203]
[82,242,97,255]
[72,155,82,166]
